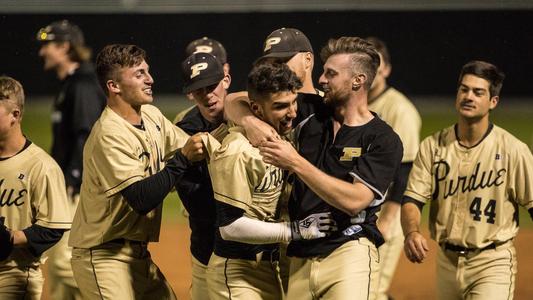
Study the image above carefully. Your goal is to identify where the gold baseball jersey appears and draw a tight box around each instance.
[203,126,283,222]
[368,87,421,162]
[69,105,189,248]
[405,124,533,248]
[0,142,71,267]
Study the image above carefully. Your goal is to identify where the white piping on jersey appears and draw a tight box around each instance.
[294,113,315,148]
[349,171,386,207]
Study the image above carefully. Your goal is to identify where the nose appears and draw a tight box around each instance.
[287,102,297,119]
[318,73,327,85]
[145,72,154,85]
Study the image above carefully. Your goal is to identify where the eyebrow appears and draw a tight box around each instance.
[459,84,487,93]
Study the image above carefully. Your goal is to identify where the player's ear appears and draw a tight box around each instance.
[223,63,230,76]
[250,101,263,118]
[304,52,313,70]
[222,74,231,90]
[489,95,499,110]
[352,74,366,90]
[106,79,120,94]
[10,108,21,124]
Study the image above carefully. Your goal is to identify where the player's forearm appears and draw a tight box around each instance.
[224,91,253,125]
[378,201,401,233]
[401,202,422,236]
[12,230,28,246]
[219,216,291,244]
[291,155,373,217]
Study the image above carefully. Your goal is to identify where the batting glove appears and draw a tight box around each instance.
[290,212,337,241]
[0,216,14,261]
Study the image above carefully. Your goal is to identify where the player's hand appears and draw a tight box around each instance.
[181,132,207,162]
[259,137,300,171]
[0,216,14,261]
[242,117,279,147]
[403,231,429,263]
[290,212,338,241]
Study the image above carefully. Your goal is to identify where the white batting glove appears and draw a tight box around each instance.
[290,212,338,241]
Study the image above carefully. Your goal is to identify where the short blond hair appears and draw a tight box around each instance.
[0,76,25,114]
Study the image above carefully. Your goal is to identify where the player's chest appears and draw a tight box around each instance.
[432,145,508,199]
[0,171,33,213]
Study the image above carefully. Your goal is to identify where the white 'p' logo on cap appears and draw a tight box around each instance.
[264,37,281,52]
[194,45,213,54]
[190,62,208,79]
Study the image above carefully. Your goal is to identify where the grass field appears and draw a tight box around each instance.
[21,95,533,227]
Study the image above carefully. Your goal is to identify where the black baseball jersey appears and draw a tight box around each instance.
[175,106,222,265]
[288,99,403,258]
[51,63,106,192]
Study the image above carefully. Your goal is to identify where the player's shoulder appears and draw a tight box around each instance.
[213,126,257,160]
[173,105,197,124]
[23,142,62,173]
[491,125,530,153]
[141,104,165,120]
[422,124,455,145]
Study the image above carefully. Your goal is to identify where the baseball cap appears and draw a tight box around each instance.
[182,53,224,94]
[185,37,227,65]
[259,28,313,61]
[36,20,85,46]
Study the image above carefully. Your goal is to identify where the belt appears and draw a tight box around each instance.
[219,248,280,262]
[109,239,148,247]
[443,242,496,255]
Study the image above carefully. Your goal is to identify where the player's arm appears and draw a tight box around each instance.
[216,202,337,244]
[121,133,205,215]
[259,135,402,217]
[401,197,428,263]
[0,217,65,260]
[224,91,279,146]
[378,162,412,239]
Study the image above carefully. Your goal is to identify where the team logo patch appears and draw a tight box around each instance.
[495,154,501,160]
[343,225,362,236]
[194,45,213,54]
[264,37,281,51]
[340,147,362,161]
[18,173,25,180]
[190,62,208,79]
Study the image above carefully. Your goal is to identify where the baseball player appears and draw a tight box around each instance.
[36,20,106,300]
[366,37,422,300]
[68,44,204,300]
[174,52,230,300]
[204,62,336,300]
[258,37,403,300]
[185,36,230,75]
[401,60,533,299]
[0,76,72,300]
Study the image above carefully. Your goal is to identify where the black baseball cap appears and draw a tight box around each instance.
[36,20,85,46]
[259,28,313,61]
[182,53,224,94]
[185,37,227,65]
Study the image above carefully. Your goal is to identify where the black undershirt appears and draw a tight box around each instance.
[23,225,65,257]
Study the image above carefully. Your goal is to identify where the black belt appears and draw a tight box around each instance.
[218,248,280,262]
[443,242,496,254]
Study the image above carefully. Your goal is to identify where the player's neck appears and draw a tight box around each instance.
[332,91,373,134]
[56,61,80,80]
[457,117,490,147]
[0,129,26,158]
[109,98,143,126]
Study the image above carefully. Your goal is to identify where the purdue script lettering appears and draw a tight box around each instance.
[255,168,283,193]
[433,161,506,199]
[0,179,27,207]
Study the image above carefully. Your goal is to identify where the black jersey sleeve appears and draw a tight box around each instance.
[350,126,403,202]
[22,225,65,257]
[216,201,245,227]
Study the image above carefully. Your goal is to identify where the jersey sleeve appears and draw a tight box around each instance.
[509,142,533,210]
[91,132,145,197]
[32,162,72,229]
[389,104,421,163]
[349,129,403,205]
[160,111,190,161]
[209,151,265,211]
[403,136,435,204]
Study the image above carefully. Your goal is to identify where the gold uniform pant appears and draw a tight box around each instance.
[206,253,283,300]
[71,240,176,300]
[376,213,404,300]
[437,241,517,300]
[191,255,210,300]
[287,238,380,300]
[0,265,43,300]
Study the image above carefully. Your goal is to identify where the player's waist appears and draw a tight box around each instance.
[214,244,279,261]
[441,239,512,255]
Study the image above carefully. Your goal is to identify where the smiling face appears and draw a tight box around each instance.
[455,74,498,122]
[319,53,354,105]
[190,76,228,124]
[114,60,154,106]
[252,91,298,135]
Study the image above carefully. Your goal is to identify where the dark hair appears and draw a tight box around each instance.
[247,62,302,102]
[96,44,147,94]
[365,36,390,66]
[458,60,505,98]
[68,44,92,63]
[320,37,380,90]
[0,75,24,115]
